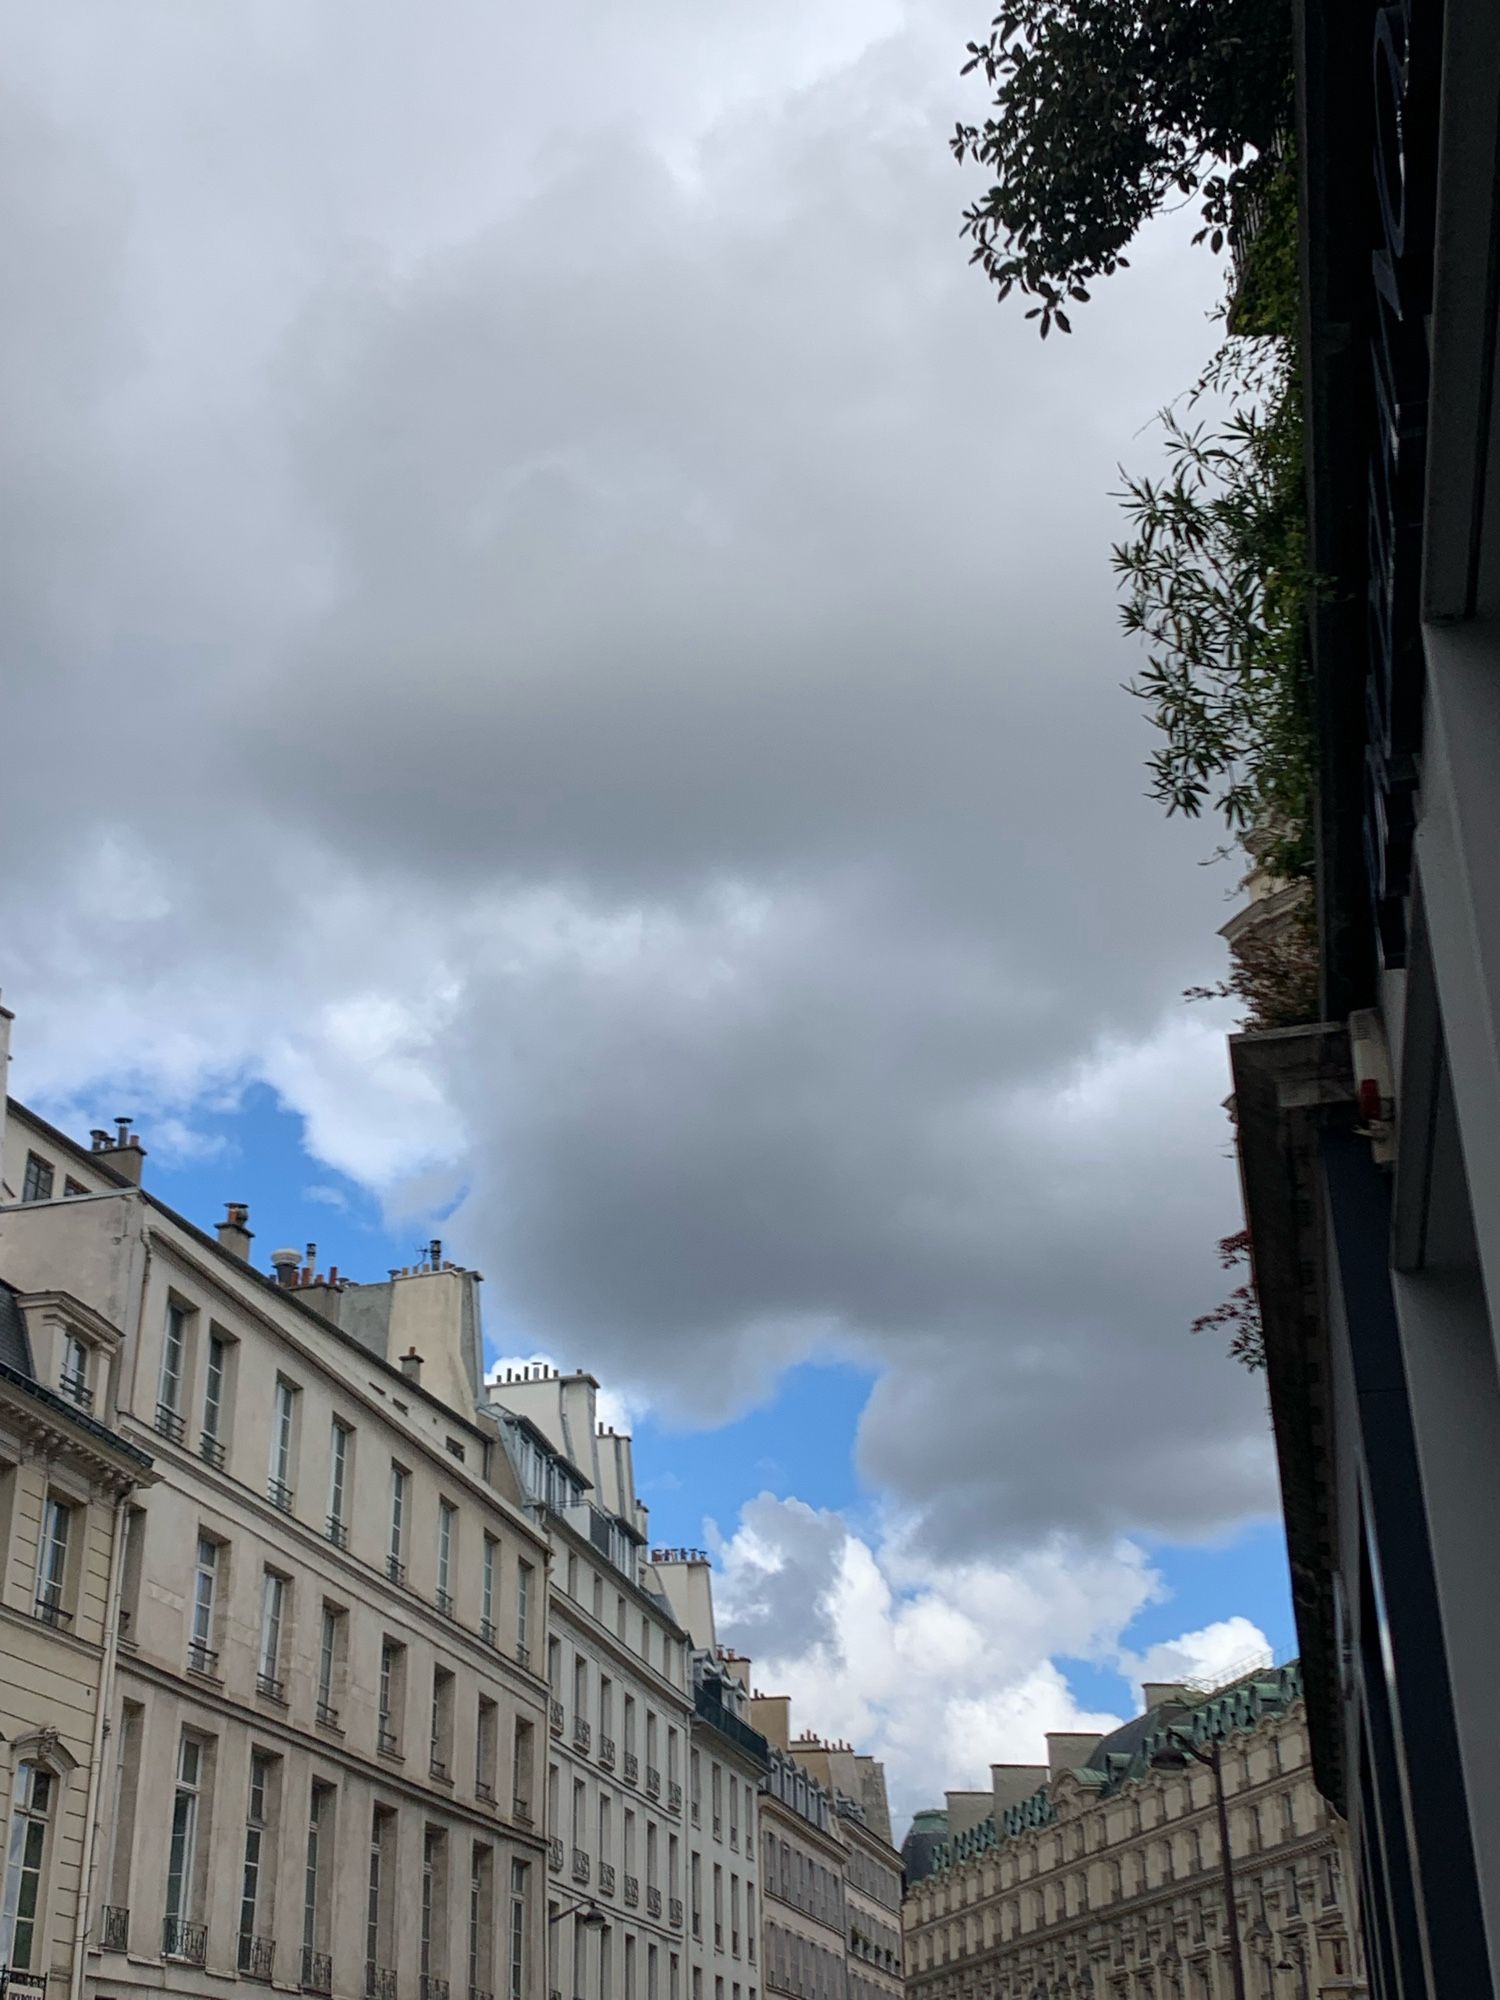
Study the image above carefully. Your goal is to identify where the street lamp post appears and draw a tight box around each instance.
[547,1896,607,2000]
[1149,1732,1248,2000]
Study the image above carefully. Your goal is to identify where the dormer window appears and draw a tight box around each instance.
[59,1333,92,1411]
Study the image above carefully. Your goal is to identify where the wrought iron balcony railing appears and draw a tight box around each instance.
[599,1863,616,1897]
[60,1370,93,1410]
[549,1836,565,1871]
[572,1848,590,1884]
[326,1515,349,1550]
[435,1589,455,1619]
[366,1963,397,2000]
[238,1932,276,1981]
[301,1948,332,1994]
[646,1886,662,1918]
[480,1618,497,1647]
[163,1915,208,1964]
[199,1432,225,1470]
[267,1477,295,1513]
[256,1671,286,1702]
[623,1751,639,1784]
[155,1403,185,1443]
[598,1733,616,1769]
[667,1781,683,1815]
[645,1766,662,1800]
[316,1699,340,1729]
[420,1977,449,2000]
[378,1725,401,1757]
[669,1897,683,1929]
[386,1554,407,1586]
[513,1795,533,1824]
[549,1698,564,1735]
[624,1875,640,1908]
[573,1718,592,1753]
[515,1641,530,1670]
[186,1640,220,1679]
[101,1904,129,1951]
[476,1778,494,1803]
[33,1592,72,1629]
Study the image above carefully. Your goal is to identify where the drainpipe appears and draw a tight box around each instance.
[70,1481,133,2000]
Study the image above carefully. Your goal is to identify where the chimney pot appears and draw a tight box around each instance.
[271,1248,301,1287]
[400,1347,423,1383]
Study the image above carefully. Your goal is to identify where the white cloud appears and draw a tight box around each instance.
[1119,1616,1274,1705]
[712,1493,1270,1827]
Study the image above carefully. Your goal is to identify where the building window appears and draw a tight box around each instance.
[388,1463,409,1582]
[508,1860,528,2000]
[189,1534,221,1674]
[437,1499,458,1614]
[512,1718,534,1820]
[21,1153,54,1204]
[60,1331,92,1408]
[304,1783,334,1972]
[63,1176,87,1198]
[201,1333,230,1463]
[379,1639,405,1755]
[258,1572,287,1698]
[268,1379,298,1510]
[159,1302,191,1434]
[431,1668,455,1780]
[239,1750,277,1967]
[368,1807,396,1977]
[317,1604,345,1725]
[166,1735,205,1928]
[482,1533,499,1641]
[470,1843,495,1998]
[327,1420,352,1545]
[517,1559,533,1658]
[422,1826,449,1983]
[35,1495,71,1626]
[1,1762,56,1969]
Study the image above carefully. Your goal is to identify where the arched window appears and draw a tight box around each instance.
[2,1760,57,1970]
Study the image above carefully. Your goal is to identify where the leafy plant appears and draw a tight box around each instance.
[1193,1229,1265,1371]
[1112,324,1313,875]
[951,0,1291,334]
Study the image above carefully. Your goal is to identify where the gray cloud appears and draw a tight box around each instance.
[0,0,1273,1562]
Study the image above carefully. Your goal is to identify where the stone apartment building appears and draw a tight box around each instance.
[0,1030,554,2000]
[651,1554,770,2000]
[902,1664,1363,2000]
[482,1367,695,2000]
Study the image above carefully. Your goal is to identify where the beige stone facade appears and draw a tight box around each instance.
[1,1084,554,2000]
[483,1367,696,2000]
[902,1669,1364,2000]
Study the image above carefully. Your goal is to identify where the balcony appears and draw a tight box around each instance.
[469,1990,493,2000]
[256,1672,286,1703]
[163,1915,208,1965]
[513,1796,533,1825]
[645,1766,661,1801]
[572,1848,590,1885]
[623,1751,639,1785]
[199,1432,225,1470]
[267,1477,295,1513]
[646,1886,662,1919]
[430,1757,450,1784]
[549,1699,565,1736]
[435,1588,455,1619]
[101,1905,129,1952]
[386,1554,407,1587]
[117,1607,137,1652]
[420,1978,450,2000]
[378,1726,401,1758]
[316,1699,341,1730]
[239,1933,276,1981]
[598,1734,616,1770]
[476,1778,495,1804]
[515,1641,531,1670]
[186,1641,220,1680]
[691,1799,700,1825]
[326,1515,349,1551]
[60,1369,93,1411]
[624,1875,640,1908]
[668,1781,683,1815]
[366,1965,397,2000]
[155,1403,185,1443]
[669,1898,683,1930]
[692,1914,701,1940]
[481,1618,497,1647]
[600,1863,616,1897]
[549,1836,565,1871]
[33,1592,72,1630]
[573,1718,592,1754]
[301,1948,333,1995]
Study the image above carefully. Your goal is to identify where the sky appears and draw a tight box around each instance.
[0,0,1291,1831]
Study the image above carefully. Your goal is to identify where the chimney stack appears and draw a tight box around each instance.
[271,1248,301,1288]
[90,1115,147,1185]
[218,1202,254,1261]
[400,1347,423,1384]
